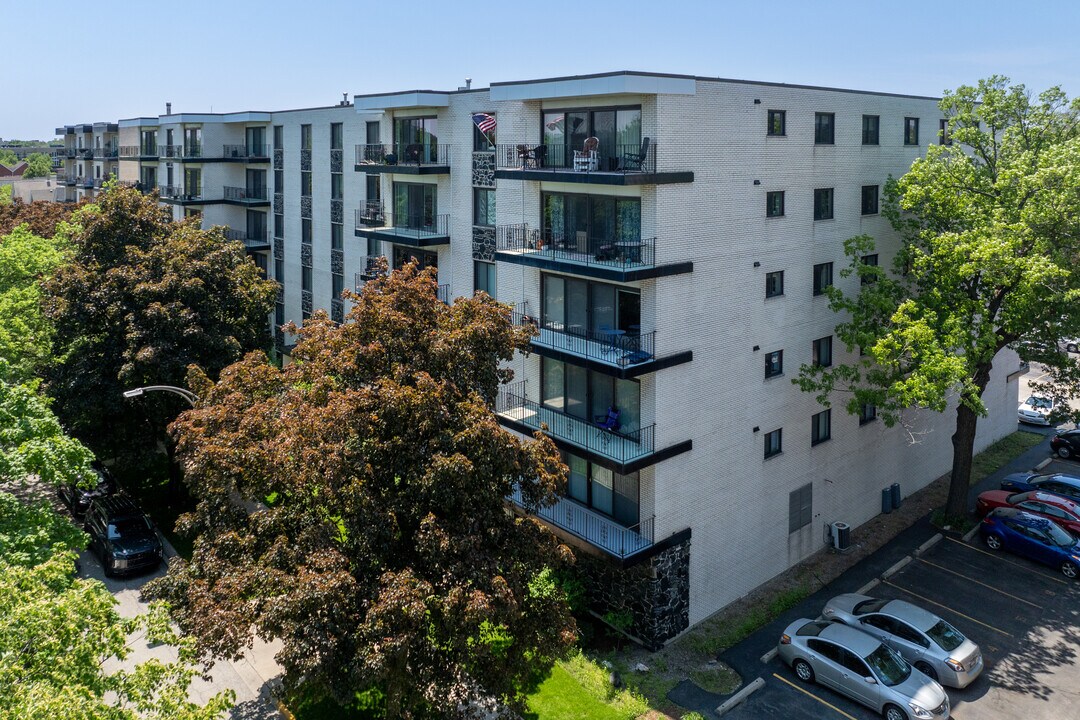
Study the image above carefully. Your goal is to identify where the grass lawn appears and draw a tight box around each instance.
[969,429,1045,484]
[525,663,639,720]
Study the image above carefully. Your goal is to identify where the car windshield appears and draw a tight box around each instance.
[925,619,965,651]
[852,598,889,615]
[1046,522,1075,547]
[1026,397,1052,409]
[107,517,152,539]
[1006,492,1031,504]
[865,645,911,687]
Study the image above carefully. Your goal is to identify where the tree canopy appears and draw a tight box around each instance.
[146,263,577,717]
[22,152,52,179]
[0,197,82,239]
[797,76,1080,518]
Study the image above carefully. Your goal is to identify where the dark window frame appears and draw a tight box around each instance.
[861,254,879,285]
[765,270,784,298]
[861,185,879,215]
[814,188,834,221]
[473,113,496,151]
[767,109,786,137]
[861,115,880,145]
[813,336,833,368]
[860,403,877,425]
[765,349,783,379]
[904,117,920,146]
[811,408,832,446]
[939,118,951,146]
[766,191,785,218]
[789,482,813,533]
[474,260,496,297]
[814,112,835,144]
[473,187,496,227]
[764,428,783,459]
[813,262,833,296]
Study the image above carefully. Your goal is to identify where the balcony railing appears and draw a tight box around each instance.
[92,146,119,159]
[223,228,271,249]
[508,485,654,559]
[222,144,271,160]
[496,385,655,465]
[58,175,77,185]
[223,186,269,202]
[158,185,202,201]
[355,201,385,228]
[495,141,656,174]
[511,310,656,369]
[354,143,451,168]
[437,284,450,305]
[81,178,95,188]
[496,223,656,271]
[79,148,94,160]
[118,145,158,158]
[360,213,449,241]
[62,147,78,158]
[160,144,202,160]
[356,255,387,282]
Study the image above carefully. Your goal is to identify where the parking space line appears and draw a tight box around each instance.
[915,557,1043,609]
[771,673,860,720]
[944,536,1069,585]
[881,580,1013,637]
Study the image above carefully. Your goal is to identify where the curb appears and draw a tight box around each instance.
[760,648,777,664]
[856,578,880,595]
[963,523,981,543]
[914,533,943,557]
[1035,457,1053,471]
[881,556,912,580]
[716,677,765,716]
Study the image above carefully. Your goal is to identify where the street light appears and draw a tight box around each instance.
[122,385,198,407]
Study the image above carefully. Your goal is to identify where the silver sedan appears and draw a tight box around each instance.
[822,593,982,688]
[778,618,949,720]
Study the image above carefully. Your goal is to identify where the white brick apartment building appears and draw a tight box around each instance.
[54,121,119,202]
[62,71,1020,648]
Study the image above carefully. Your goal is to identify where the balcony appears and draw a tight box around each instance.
[222,186,270,206]
[119,145,159,160]
[495,384,688,473]
[81,178,95,189]
[221,145,271,162]
[354,143,450,174]
[356,255,387,285]
[495,224,692,282]
[92,146,118,160]
[158,185,203,203]
[494,142,692,186]
[62,147,78,158]
[160,144,202,161]
[508,485,654,560]
[79,148,94,160]
[354,212,450,248]
[58,175,77,186]
[355,202,385,228]
[437,283,450,305]
[223,228,271,252]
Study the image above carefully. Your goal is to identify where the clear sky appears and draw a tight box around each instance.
[4,0,1077,140]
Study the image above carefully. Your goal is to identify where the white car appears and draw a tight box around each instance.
[1063,338,1079,354]
[1018,395,1056,426]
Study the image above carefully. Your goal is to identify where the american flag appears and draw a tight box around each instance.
[472,113,497,134]
[544,113,565,131]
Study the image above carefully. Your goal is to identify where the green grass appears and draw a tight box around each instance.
[969,430,1044,485]
[688,584,811,656]
[525,661,645,720]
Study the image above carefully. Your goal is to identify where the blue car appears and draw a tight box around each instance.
[999,472,1080,504]
[980,508,1080,579]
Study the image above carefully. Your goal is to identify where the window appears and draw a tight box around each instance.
[274,214,283,238]
[563,450,641,526]
[541,357,641,440]
[332,272,344,298]
[860,403,877,425]
[302,219,312,244]
[301,171,312,197]
[813,262,833,296]
[789,483,813,533]
[542,106,641,172]
[302,265,312,292]
[331,223,342,250]
[300,124,312,150]
[813,336,832,367]
[813,188,834,220]
[814,112,835,144]
[473,188,495,227]
[540,274,641,350]
[331,173,343,200]
[861,254,878,285]
[473,113,496,150]
[811,409,832,445]
[764,429,782,459]
[366,175,380,202]
[541,192,641,255]
[274,169,283,192]
[765,350,783,379]
[939,118,951,145]
[474,260,496,298]
[767,110,786,136]
[904,117,919,146]
[366,121,380,145]
[861,185,879,215]
[394,116,439,162]
[331,123,343,150]
[273,125,283,149]
[862,115,879,145]
[184,168,201,197]
[765,271,784,298]
[766,191,785,218]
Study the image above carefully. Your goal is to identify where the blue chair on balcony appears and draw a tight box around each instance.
[594,406,620,443]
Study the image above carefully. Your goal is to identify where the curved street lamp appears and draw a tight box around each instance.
[122,385,198,408]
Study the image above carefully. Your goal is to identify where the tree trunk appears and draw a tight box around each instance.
[945,363,994,520]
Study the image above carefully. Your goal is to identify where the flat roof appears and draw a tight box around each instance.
[158,111,272,124]
[118,117,161,128]
[491,71,696,101]
[352,91,450,111]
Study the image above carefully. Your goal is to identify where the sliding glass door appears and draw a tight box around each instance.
[541,273,641,337]
[394,117,438,163]
[541,107,641,170]
[564,452,640,527]
[542,192,641,255]
[392,182,436,231]
[540,357,641,434]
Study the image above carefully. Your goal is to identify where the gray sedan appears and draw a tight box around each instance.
[822,594,982,688]
[778,618,949,720]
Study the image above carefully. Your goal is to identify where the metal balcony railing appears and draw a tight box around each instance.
[495,385,655,465]
[62,147,78,158]
[223,228,271,249]
[496,223,656,270]
[354,142,451,167]
[58,175,77,185]
[160,144,202,160]
[222,144,271,159]
[223,186,269,202]
[355,201,385,228]
[437,284,450,305]
[508,485,654,559]
[511,310,656,369]
[92,146,118,159]
[158,185,202,201]
[361,212,449,241]
[356,255,387,282]
[495,141,656,174]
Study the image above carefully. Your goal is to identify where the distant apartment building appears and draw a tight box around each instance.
[54,122,118,202]
[60,72,1019,648]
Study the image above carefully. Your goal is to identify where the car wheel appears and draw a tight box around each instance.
[1059,446,1073,459]
[914,661,938,681]
[1061,560,1079,579]
[883,704,909,720]
[985,533,1004,551]
[1067,343,1078,353]
[101,557,114,578]
[792,658,815,683]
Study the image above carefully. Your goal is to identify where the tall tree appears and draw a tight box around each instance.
[42,186,276,462]
[0,197,82,243]
[146,263,576,717]
[797,77,1080,519]
[22,152,52,179]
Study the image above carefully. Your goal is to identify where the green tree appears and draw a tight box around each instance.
[797,77,1080,520]
[42,186,277,463]
[0,492,234,719]
[22,152,52,179]
[0,149,16,166]
[0,185,11,206]
[0,196,81,237]
[146,263,576,717]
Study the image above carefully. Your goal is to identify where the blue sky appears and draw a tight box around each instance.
[4,0,1077,140]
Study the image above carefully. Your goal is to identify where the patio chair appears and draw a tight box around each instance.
[574,136,599,172]
[403,143,424,165]
[619,137,651,172]
[594,406,620,439]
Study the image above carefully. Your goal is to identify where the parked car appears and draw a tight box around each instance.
[1062,338,1079,354]
[976,489,1080,533]
[980,507,1080,578]
[1051,429,1080,460]
[1017,395,1058,425]
[83,495,163,578]
[58,461,117,517]
[999,472,1080,503]
[821,594,982,688]
[778,618,950,720]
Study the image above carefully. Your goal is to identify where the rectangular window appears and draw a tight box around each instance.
[331,222,342,250]
[766,191,785,218]
[811,409,832,445]
[861,254,878,285]
[273,125,283,149]
[860,403,877,425]
[764,428,782,459]
[332,273,344,298]
[302,218,312,244]
[765,270,784,298]
[301,171,312,197]
[813,336,833,367]
[275,302,285,329]
[274,169,283,192]
[302,265,312,291]
[767,109,786,136]
[474,260,496,297]
[861,185,879,215]
[473,187,495,227]
[813,188,834,220]
[473,113,496,150]
[300,124,312,150]
[789,483,813,533]
[904,117,919,146]
[939,118,951,145]
[331,173,343,200]
[862,115,879,145]
[366,121,380,145]
[330,123,343,150]
[366,175,380,202]
[765,350,783,379]
[184,168,201,197]
[813,262,833,296]
[274,213,283,238]
[274,258,284,285]
[814,112,835,144]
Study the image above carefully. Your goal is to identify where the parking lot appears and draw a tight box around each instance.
[727,446,1080,720]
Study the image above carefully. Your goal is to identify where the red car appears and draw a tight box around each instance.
[975,489,1080,533]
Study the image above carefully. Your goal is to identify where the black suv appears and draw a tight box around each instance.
[83,495,163,577]
[59,461,118,517]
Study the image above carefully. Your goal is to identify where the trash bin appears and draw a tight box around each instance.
[890,482,902,510]
[882,487,892,514]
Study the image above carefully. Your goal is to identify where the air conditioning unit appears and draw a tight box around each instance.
[825,521,851,551]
